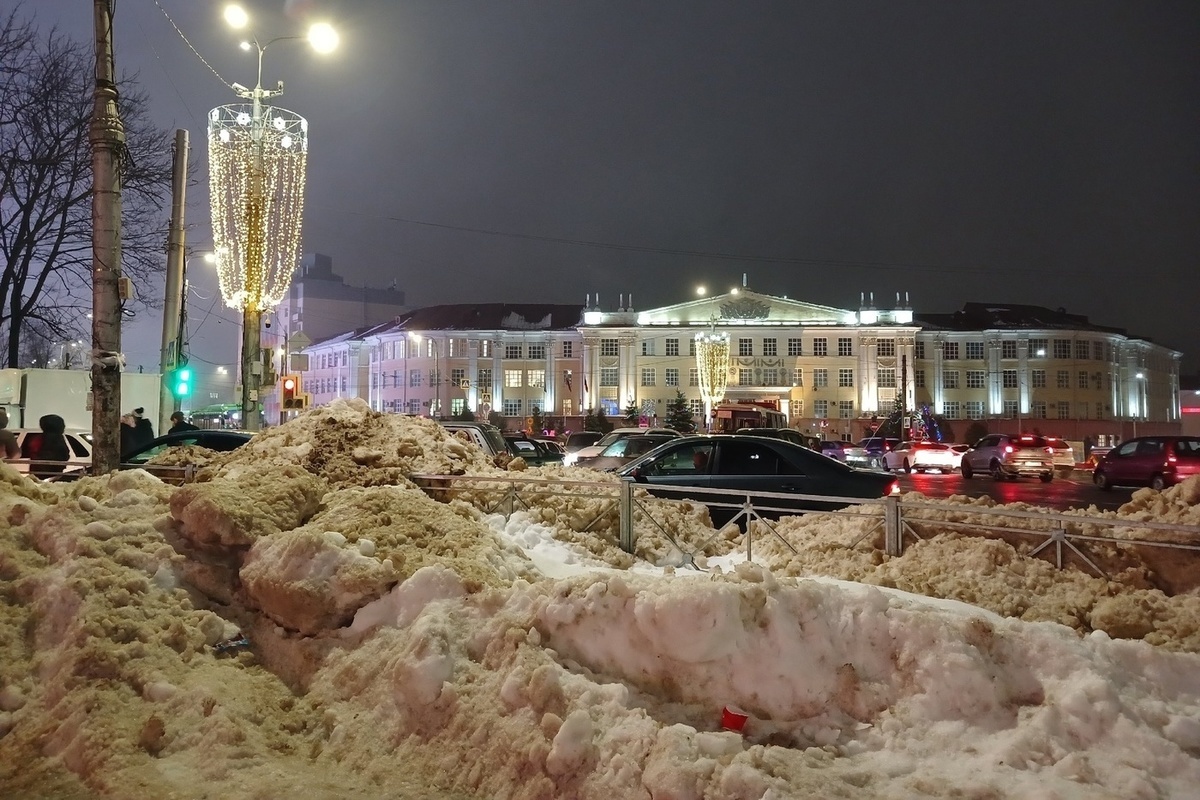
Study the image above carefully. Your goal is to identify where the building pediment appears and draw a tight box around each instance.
[634,290,856,327]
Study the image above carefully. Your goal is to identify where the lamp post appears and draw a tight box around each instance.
[211,5,337,431]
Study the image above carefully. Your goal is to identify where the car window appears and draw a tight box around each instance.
[644,442,714,475]
[626,437,666,456]
[1114,441,1138,457]
[601,439,629,457]
[716,440,787,476]
[65,435,89,458]
[1175,439,1200,457]
[1135,439,1163,456]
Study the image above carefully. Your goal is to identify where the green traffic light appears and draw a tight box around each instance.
[171,367,192,398]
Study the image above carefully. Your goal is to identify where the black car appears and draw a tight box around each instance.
[733,427,820,450]
[120,429,253,481]
[616,435,899,525]
[503,433,566,466]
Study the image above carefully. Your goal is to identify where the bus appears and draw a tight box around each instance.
[711,402,787,433]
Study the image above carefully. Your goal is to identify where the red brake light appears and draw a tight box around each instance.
[1004,445,1013,454]
[887,481,900,496]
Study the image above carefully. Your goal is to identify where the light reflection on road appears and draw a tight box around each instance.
[893,470,1135,512]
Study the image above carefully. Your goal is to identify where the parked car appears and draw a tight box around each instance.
[882,440,960,473]
[1044,437,1077,476]
[733,428,820,450]
[616,435,899,524]
[818,440,853,462]
[12,428,93,477]
[960,433,1055,482]
[563,427,681,466]
[119,429,253,482]
[840,437,898,470]
[439,421,510,461]
[1092,436,1200,491]
[563,431,604,454]
[532,437,566,456]
[575,433,678,471]
[503,433,566,466]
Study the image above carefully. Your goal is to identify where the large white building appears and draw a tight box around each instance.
[293,287,1182,442]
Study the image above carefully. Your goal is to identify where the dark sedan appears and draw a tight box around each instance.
[121,430,252,481]
[576,433,678,471]
[616,435,899,525]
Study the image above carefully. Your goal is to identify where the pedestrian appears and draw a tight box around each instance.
[120,413,138,459]
[0,408,17,460]
[131,407,155,449]
[168,411,198,434]
[33,413,69,480]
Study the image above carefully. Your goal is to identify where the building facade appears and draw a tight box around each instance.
[294,289,1182,441]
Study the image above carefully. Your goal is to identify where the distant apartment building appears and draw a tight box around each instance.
[293,288,1183,441]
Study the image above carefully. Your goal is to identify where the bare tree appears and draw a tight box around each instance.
[0,7,173,367]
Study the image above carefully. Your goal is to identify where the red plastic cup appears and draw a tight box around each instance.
[720,705,749,732]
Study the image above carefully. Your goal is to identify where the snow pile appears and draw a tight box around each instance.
[1,403,1199,799]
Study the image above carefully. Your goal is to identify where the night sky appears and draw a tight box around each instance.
[33,1,1200,374]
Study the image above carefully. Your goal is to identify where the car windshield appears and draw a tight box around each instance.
[481,427,507,454]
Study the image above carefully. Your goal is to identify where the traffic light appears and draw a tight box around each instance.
[281,374,308,410]
[170,366,192,399]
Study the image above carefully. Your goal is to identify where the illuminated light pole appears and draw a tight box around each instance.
[209,5,337,431]
[695,330,730,430]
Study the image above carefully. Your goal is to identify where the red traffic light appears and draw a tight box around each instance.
[283,376,297,392]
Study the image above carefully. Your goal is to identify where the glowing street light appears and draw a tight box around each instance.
[209,4,337,431]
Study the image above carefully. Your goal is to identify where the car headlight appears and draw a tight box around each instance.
[563,453,578,466]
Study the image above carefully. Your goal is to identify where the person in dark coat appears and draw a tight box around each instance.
[131,407,155,449]
[34,413,70,479]
[120,413,139,459]
[168,411,198,434]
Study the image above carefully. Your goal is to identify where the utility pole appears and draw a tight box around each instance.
[90,0,124,473]
[159,129,189,436]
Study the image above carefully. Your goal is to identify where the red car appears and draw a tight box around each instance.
[1092,436,1200,491]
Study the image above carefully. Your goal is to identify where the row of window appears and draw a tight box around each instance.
[636,336,860,358]
[372,340,576,362]
[917,369,1113,391]
[920,339,1115,362]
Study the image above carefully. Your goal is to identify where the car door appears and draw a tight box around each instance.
[630,440,714,502]
[885,442,910,470]
[966,436,993,471]
[706,439,819,513]
[1102,440,1140,483]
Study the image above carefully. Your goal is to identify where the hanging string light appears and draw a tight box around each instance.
[695,330,730,409]
[208,103,308,312]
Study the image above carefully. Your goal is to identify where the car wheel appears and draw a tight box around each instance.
[990,460,1007,481]
[961,461,973,479]
[1150,474,1166,491]
[1093,470,1111,491]
[1039,472,1052,483]
[902,458,912,474]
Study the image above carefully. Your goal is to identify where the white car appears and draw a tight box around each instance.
[563,427,681,466]
[882,440,960,473]
[11,428,93,476]
[1045,438,1077,475]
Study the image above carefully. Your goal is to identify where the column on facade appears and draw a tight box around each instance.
[467,339,479,412]
[899,335,916,415]
[618,333,638,410]
[582,335,600,412]
[544,340,556,420]
[1017,338,1030,417]
[491,339,503,415]
[858,334,878,417]
[932,336,945,415]
[987,339,1002,415]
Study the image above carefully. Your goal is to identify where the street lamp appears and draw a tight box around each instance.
[209,4,337,431]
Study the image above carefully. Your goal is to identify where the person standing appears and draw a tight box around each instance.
[33,414,69,479]
[131,407,155,449]
[0,409,17,460]
[120,413,139,459]
[168,411,198,434]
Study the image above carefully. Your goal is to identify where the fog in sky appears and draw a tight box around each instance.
[30,0,1200,376]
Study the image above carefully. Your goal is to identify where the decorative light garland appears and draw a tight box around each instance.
[208,103,308,312]
[695,330,730,406]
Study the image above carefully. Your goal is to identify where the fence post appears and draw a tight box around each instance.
[619,478,636,554]
[883,495,902,557]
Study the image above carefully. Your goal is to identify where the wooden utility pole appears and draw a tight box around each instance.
[90,0,124,473]
[159,129,189,435]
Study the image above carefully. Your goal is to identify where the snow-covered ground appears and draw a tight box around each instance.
[1,398,1197,799]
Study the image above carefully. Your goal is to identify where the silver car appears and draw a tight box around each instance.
[961,433,1055,482]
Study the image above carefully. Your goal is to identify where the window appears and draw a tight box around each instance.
[763,368,779,385]
[1078,370,1089,389]
[1002,369,1018,388]
[838,400,854,418]
[763,338,778,357]
[504,344,522,359]
[503,399,522,416]
[738,338,753,357]
[528,369,546,388]
[1096,402,1105,420]
[448,368,464,388]
[406,399,421,415]
[477,368,492,388]
[915,370,925,388]
[641,368,656,387]
[601,339,619,357]
[688,339,696,357]
[792,368,803,386]
[429,368,440,387]
[528,343,546,360]
[1057,402,1071,420]
[451,399,465,416]
[878,339,895,357]
[562,341,573,358]
[1002,341,1018,359]
[813,338,828,357]
[480,340,492,358]
[1075,341,1089,360]
[943,401,961,419]
[966,370,986,389]
[1031,401,1047,419]
[793,399,803,416]
[942,371,959,389]
[942,341,960,360]
[915,341,926,360]
[814,368,829,388]
[1078,402,1090,420]
[837,337,853,357]
[838,368,854,388]
[1003,400,1018,418]
[739,368,753,386]
[689,368,699,387]
[504,370,523,388]
[600,367,618,387]
[1030,338,1048,358]
[409,369,422,387]
[814,400,829,418]
[965,401,984,419]
[1031,370,1046,389]
[787,338,802,357]
[966,341,984,360]
[1053,339,1071,359]
[878,367,896,388]
[1057,370,1070,389]
[665,368,679,387]
[341,376,347,392]
[666,338,679,357]
[1092,341,1104,361]
[688,399,703,417]
[641,340,656,356]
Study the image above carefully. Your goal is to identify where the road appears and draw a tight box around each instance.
[891,469,1137,512]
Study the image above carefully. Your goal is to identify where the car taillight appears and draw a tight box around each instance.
[887,481,900,495]
[1045,447,1053,455]
[1004,445,1013,454]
